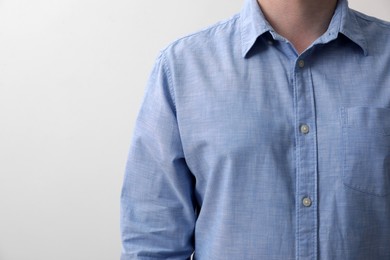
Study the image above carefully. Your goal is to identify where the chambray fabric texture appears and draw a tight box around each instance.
[120,0,390,259]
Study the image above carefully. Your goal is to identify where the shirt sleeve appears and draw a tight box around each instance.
[120,51,196,260]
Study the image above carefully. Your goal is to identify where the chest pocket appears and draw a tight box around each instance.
[341,107,390,197]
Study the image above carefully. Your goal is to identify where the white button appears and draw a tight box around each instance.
[267,40,273,45]
[302,197,312,207]
[298,60,305,68]
[300,124,310,134]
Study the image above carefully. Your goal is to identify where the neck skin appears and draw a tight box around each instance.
[257,0,338,54]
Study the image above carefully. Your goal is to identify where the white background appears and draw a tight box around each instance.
[0,1,388,259]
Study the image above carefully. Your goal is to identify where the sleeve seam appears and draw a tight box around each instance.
[161,51,177,114]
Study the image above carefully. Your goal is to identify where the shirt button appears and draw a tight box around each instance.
[298,60,305,68]
[300,124,310,134]
[302,197,312,207]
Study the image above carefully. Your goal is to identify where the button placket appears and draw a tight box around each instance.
[294,54,318,259]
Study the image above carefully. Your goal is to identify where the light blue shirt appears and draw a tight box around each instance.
[121,0,390,259]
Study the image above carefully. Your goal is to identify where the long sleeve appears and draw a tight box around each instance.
[120,51,196,260]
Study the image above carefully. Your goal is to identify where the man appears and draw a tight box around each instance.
[121,0,390,259]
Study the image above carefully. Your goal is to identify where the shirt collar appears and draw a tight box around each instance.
[240,0,273,57]
[337,0,368,55]
[240,0,368,58]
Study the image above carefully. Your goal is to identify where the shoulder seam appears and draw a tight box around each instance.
[352,9,390,29]
[161,13,241,52]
